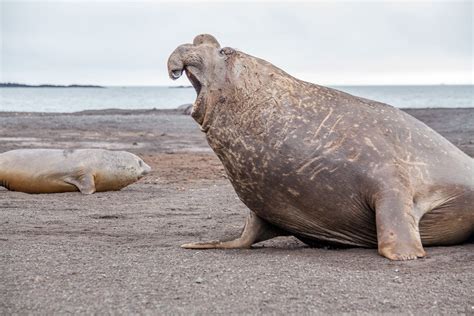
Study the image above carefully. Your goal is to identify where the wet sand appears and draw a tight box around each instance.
[1,108,473,314]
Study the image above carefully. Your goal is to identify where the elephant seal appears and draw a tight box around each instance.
[0,149,151,194]
[168,34,473,260]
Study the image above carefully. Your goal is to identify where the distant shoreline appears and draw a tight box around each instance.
[0,83,105,88]
[0,106,472,117]
[169,85,192,89]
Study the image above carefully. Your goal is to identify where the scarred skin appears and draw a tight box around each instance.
[0,149,151,194]
[168,34,473,260]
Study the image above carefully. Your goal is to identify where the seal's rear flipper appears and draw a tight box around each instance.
[181,211,286,249]
[64,173,96,195]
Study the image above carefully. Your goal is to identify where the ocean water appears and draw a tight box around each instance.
[0,85,472,113]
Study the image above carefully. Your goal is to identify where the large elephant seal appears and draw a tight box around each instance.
[0,149,151,194]
[168,34,473,260]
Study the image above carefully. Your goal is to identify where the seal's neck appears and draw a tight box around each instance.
[205,73,301,134]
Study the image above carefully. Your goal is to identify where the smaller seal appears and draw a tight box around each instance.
[0,149,151,194]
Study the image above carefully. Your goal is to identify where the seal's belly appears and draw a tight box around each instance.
[263,199,377,248]
[239,179,473,248]
[3,174,77,194]
[233,179,379,248]
[220,150,379,247]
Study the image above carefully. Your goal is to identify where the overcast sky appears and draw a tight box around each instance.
[1,0,472,86]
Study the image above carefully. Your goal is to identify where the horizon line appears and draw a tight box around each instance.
[2,82,473,87]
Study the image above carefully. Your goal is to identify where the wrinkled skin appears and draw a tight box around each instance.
[168,34,473,260]
[0,149,151,194]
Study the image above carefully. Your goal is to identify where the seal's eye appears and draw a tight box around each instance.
[138,160,143,167]
[219,47,235,56]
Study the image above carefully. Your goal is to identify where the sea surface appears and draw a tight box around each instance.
[0,85,472,112]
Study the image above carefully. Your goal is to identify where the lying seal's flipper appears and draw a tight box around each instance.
[64,173,96,195]
[181,211,286,249]
[375,186,426,260]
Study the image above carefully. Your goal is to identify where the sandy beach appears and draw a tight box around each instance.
[1,108,473,314]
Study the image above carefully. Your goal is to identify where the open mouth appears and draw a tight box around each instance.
[185,67,206,127]
[186,68,202,96]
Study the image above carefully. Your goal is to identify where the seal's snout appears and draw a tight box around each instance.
[138,160,151,177]
[167,44,193,80]
[141,163,151,176]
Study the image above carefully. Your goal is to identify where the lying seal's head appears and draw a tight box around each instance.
[124,153,152,180]
[167,34,237,130]
[93,151,152,192]
[103,151,151,181]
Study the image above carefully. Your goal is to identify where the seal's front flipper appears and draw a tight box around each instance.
[64,173,96,195]
[181,211,285,249]
[375,187,426,260]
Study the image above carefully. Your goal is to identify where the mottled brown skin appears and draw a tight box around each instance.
[168,34,474,260]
